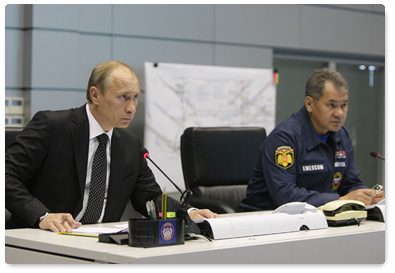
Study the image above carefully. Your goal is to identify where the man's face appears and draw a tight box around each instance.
[90,67,141,132]
[306,80,349,135]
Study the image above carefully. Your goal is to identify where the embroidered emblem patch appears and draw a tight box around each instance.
[335,150,347,159]
[332,172,342,191]
[275,146,294,169]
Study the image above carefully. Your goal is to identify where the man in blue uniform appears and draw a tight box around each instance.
[240,68,384,211]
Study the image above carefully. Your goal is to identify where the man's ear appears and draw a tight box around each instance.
[90,86,100,105]
[305,96,314,113]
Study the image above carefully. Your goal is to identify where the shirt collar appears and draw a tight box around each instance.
[85,104,113,141]
[317,132,329,143]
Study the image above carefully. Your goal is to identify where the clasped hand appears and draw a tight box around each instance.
[39,213,82,233]
[339,188,384,206]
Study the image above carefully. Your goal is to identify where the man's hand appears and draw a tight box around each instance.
[339,189,384,206]
[39,213,82,233]
[188,209,220,221]
[372,190,385,205]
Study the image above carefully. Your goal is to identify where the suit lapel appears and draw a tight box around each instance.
[71,106,90,196]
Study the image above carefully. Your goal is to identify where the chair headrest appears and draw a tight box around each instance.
[181,127,266,188]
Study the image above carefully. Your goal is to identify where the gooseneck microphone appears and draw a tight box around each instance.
[370,151,385,161]
[139,147,198,234]
[139,147,183,194]
[139,147,193,211]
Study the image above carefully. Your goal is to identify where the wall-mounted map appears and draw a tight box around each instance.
[144,62,276,192]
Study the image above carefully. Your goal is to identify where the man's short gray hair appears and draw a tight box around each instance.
[305,68,349,100]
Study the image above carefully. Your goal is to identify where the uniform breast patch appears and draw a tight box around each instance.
[275,146,294,169]
[302,164,325,172]
[332,172,342,190]
[335,150,347,159]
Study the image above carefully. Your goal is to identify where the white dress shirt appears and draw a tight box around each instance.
[75,104,113,223]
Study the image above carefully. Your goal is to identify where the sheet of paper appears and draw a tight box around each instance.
[71,227,126,235]
[113,224,128,228]
[366,198,385,209]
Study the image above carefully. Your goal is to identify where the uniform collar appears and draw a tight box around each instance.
[297,106,341,151]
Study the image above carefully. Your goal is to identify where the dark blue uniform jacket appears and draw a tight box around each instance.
[240,106,367,211]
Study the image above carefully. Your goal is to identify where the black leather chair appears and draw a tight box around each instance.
[180,127,266,214]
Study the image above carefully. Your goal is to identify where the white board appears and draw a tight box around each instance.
[144,62,276,192]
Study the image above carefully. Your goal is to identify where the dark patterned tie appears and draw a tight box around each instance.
[81,133,109,224]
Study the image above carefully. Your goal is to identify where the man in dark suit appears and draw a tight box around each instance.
[5,61,218,233]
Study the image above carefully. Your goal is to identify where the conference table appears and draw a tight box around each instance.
[5,213,384,264]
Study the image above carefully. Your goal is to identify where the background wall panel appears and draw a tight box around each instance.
[113,4,215,41]
[78,4,112,34]
[29,5,79,30]
[4,4,25,28]
[214,45,273,69]
[5,29,25,88]
[4,4,385,187]
[30,90,86,114]
[300,5,384,55]
[30,30,79,89]
[77,34,113,90]
[112,36,215,90]
[215,5,300,48]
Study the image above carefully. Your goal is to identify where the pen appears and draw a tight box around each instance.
[58,232,98,238]
[162,187,167,220]
[146,201,153,220]
[151,200,157,220]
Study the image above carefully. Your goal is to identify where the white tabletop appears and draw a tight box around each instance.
[5,218,385,264]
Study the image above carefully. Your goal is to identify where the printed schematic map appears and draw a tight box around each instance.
[144,62,276,192]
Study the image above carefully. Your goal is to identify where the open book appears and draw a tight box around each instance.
[196,202,328,240]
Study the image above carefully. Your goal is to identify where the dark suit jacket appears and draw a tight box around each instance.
[5,105,162,228]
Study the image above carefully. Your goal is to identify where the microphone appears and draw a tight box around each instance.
[139,147,193,211]
[139,147,199,235]
[370,151,385,161]
[139,147,183,194]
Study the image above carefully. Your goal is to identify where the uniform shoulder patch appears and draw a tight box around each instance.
[275,146,294,169]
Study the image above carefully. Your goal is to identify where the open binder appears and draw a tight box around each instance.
[197,202,328,240]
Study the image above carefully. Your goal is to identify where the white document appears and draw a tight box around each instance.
[70,227,126,235]
[198,203,328,240]
[366,198,385,209]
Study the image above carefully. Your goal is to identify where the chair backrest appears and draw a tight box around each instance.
[180,127,266,212]
[5,128,23,150]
